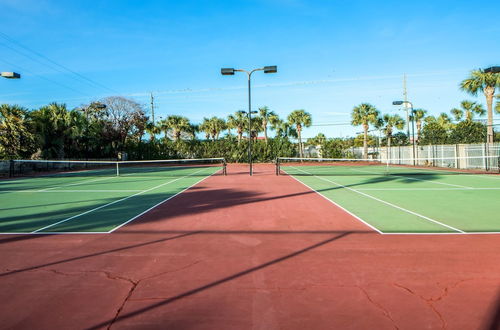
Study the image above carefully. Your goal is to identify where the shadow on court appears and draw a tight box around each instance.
[0,173,442,234]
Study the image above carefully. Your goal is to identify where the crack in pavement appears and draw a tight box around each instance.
[394,283,446,329]
[394,279,481,329]
[13,261,202,330]
[355,285,399,330]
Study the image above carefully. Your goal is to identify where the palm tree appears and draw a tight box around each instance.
[31,103,73,158]
[186,124,198,140]
[373,116,384,148]
[411,109,427,142]
[199,118,211,140]
[160,115,191,141]
[258,106,275,142]
[270,116,297,138]
[460,69,500,143]
[227,111,247,142]
[0,104,33,158]
[145,122,161,142]
[450,100,485,122]
[381,114,405,149]
[351,103,380,158]
[437,113,454,130]
[287,110,312,158]
[306,133,327,158]
[307,133,327,146]
[201,117,227,140]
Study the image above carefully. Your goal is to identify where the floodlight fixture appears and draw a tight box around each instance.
[392,101,404,105]
[264,66,277,74]
[221,68,235,75]
[484,66,500,73]
[1,72,21,79]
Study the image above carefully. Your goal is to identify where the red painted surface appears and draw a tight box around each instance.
[0,164,499,329]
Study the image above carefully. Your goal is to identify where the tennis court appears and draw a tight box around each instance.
[1,162,499,329]
[0,159,226,234]
[277,157,500,234]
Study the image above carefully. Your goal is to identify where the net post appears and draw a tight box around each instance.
[223,158,227,176]
[116,162,120,176]
[276,158,280,176]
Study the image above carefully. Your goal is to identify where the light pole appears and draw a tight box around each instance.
[221,66,277,175]
[393,100,416,164]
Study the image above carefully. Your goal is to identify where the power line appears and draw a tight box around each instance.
[0,31,118,94]
[0,57,91,97]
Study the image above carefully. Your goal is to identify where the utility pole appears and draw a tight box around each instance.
[150,92,155,124]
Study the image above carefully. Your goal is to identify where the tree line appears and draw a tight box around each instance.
[1,68,499,161]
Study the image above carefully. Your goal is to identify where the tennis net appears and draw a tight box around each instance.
[276,156,500,176]
[4,158,226,178]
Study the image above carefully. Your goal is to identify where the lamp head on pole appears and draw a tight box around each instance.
[484,66,500,73]
[221,68,235,75]
[1,72,21,79]
[392,101,404,106]
[263,66,277,74]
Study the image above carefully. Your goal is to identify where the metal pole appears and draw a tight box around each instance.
[411,108,416,165]
[248,73,253,176]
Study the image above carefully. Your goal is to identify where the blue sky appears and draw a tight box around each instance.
[0,0,498,139]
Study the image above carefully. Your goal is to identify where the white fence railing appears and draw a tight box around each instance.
[348,143,500,172]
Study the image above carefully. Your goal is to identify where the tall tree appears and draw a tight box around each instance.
[450,100,485,122]
[381,114,405,149]
[99,96,147,153]
[270,116,297,138]
[227,111,247,142]
[258,106,275,142]
[426,113,454,131]
[200,117,226,140]
[0,104,34,158]
[351,103,380,158]
[186,124,198,140]
[145,121,161,142]
[30,103,75,158]
[160,115,190,141]
[460,69,500,143]
[287,110,312,158]
[411,109,427,142]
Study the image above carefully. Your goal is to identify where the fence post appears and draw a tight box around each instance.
[485,143,489,171]
[455,144,459,169]
[9,160,14,178]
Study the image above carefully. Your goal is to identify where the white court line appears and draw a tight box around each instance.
[356,187,500,191]
[1,190,143,193]
[283,169,383,234]
[38,176,116,192]
[289,166,465,234]
[350,168,473,189]
[108,168,222,233]
[31,168,208,233]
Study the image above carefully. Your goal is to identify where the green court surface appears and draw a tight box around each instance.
[0,166,222,234]
[282,165,500,234]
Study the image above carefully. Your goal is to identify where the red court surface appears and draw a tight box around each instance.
[1,164,499,329]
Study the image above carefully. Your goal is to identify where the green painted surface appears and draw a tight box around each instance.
[283,165,500,233]
[0,166,221,233]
